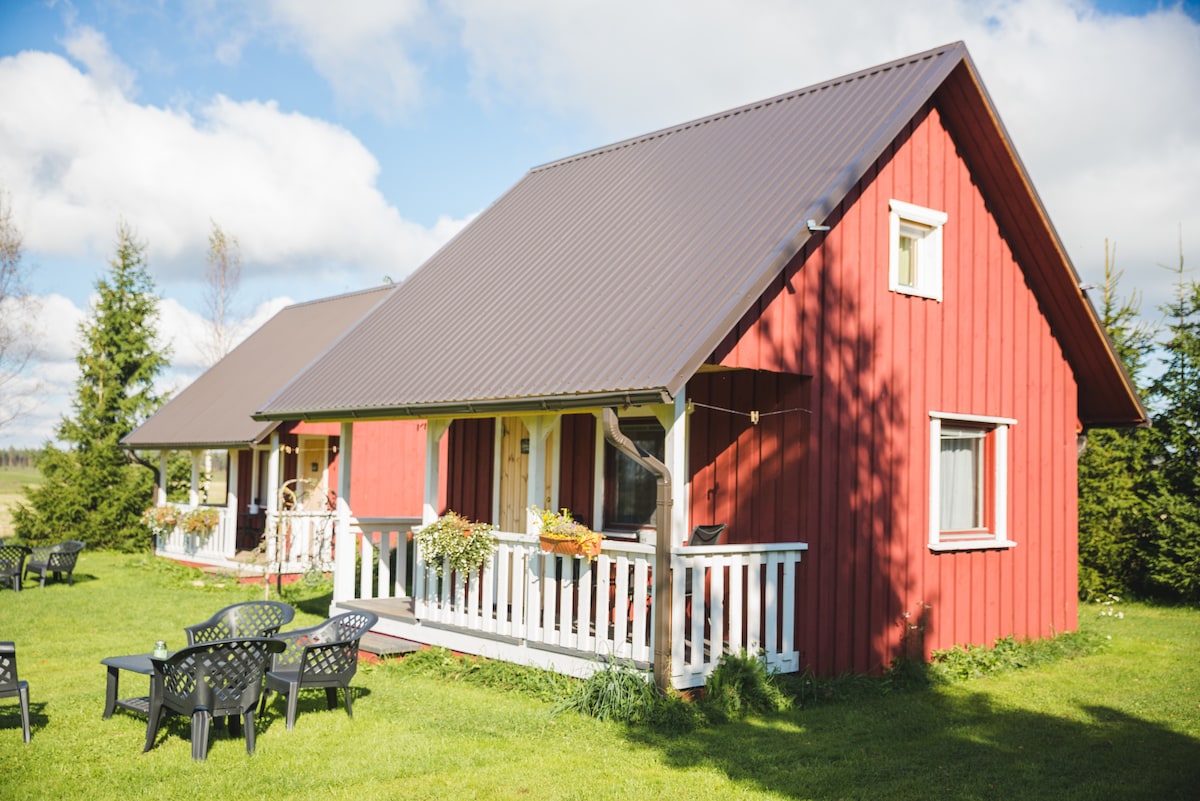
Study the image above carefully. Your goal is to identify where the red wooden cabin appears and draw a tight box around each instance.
[254,43,1145,685]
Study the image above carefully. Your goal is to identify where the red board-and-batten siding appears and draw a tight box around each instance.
[715,101,1078,675]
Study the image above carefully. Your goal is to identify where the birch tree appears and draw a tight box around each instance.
[0,189,40,430]
[201,219,243,365]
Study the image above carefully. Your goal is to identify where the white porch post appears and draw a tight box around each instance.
[266,433,281,568]
[423,420,449,524]
[654,395,689,546]
[249,445,261,513]
[157,451,168,506]
[189,450,201,508]
[266,433,280,515]
[333,422,355,604]
[669,394,689,547]
[226,450,239,556]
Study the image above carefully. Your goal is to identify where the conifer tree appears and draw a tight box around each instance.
[13,223,170,550]
[1077,242,1155,598]
[1144,236,1200,600]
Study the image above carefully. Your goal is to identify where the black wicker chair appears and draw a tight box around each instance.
[184,601,295,645]
[144,637,285,760]
[259,610,378,730]
[0,642,32,743]
[0,545,30,592]
[24,540,86,588]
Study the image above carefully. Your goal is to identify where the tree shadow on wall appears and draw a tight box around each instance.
[705,218,915,675]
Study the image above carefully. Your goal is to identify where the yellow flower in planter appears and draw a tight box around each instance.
[533,507,603,558]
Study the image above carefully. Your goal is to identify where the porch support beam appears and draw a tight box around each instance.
[157,451,168,506]
[423,420,450,524]
[249,444,261,513]
[333,422,355,606]
[266,432,281,516]
[189,450,201,508]
[226,449,239,553]
[654,395,689,547]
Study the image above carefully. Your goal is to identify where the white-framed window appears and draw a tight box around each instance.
[601,416,665,533]
[889,199,947,301]
[928,412,1017,551]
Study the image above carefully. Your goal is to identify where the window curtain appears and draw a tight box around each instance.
[940,430,982,530]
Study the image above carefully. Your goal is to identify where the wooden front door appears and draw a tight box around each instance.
[296,436,329,510]
[498,417,554,532]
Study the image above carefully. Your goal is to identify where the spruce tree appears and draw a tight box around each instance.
[13,223,170,550]
[1144,241,1200,601]
[1077,242,1156,598]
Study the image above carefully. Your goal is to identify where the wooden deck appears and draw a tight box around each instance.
[341,598,423,658]
[342,595,417,622]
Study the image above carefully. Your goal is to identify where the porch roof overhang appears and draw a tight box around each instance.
[120,433,276,452]
[123,286,395,453]
[252,388,674,423]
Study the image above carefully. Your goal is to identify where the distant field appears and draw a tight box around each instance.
[0,465,39,539]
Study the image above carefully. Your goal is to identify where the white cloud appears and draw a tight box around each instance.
[261,0,436,117]
[0,47,468,292]
[0,292,82,447]
[60,24,137,96]
[0,289,299,448]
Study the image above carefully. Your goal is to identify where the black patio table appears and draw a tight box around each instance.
[101,652,166,718]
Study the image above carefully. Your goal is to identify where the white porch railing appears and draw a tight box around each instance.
[153,506,337,575]
[353,517,423,600]
[153,505,237,565]
[336,518,808,689]
[262,510,336,574]
[670,541,808,688]
[414,532,659,664]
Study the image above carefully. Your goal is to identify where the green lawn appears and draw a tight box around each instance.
[1,552,1198,800]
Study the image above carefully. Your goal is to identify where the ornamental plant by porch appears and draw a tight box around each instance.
[181,507,221,536]
[415,511,498,577]
[140,505,178,538]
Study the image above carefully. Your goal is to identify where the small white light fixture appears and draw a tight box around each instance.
[807,219,831,232]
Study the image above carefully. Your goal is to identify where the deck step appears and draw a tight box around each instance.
[360,631,422,658]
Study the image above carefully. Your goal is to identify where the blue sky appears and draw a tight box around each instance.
[1,0,1198,447]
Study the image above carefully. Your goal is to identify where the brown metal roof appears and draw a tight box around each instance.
[123,285,394,450]
[255,42,1145,427]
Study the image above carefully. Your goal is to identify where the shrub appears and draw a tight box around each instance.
[699,650,792,722]
[554,660,659,723]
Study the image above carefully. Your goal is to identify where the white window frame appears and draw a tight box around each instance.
[889,199,948,301]
[928,411,1017,552]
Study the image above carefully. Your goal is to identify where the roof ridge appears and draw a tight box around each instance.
[533,41,964,173]
[282,282,395,312]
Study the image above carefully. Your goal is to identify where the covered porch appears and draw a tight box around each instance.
[324,396,809,690]
[148,427,341,576]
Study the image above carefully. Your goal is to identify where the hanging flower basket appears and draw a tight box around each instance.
[414,511,498,577]
[539,533,603,558]
[533,507,603,559]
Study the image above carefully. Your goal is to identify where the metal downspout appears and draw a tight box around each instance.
[600,408,673,692]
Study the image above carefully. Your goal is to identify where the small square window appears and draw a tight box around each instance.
[929,412,1017,551]
[890,200,947,301]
